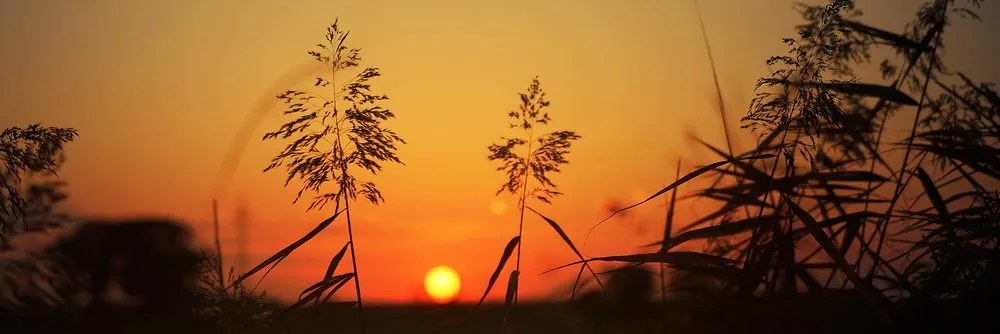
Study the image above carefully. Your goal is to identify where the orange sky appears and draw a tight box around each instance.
[1,0,998,304]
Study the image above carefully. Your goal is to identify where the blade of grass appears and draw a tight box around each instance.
[589,154,773,231]
[780,81,919,105]
[839,19,928,52]
[783,196,892,319]
[914,167,951,224]
[502,270,520,327]
[321,273,357,304]
[544,251,736,274]
[661,215,782,251]
[477,236,520,308]
[232,209,343,289]
[870,28,944,281]
[325,241,351,279]
[525,207,605,291]
[285,273,355,314]
[694,0,735,155]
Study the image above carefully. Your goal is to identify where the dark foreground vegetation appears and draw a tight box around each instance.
[2,0,999,332]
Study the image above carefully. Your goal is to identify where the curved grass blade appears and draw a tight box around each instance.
[298,279,331,301]
[695,138,774,182]
[325,241,351,279]
[840,19,927,52]
[914,167,950,223]
[694,0,735,156]
[544,251,735,274]
[670,262,756,286]
[660,215,782,251]
[594,252,736,267]
[783,81,919,105]
[789,211,882,238]
[502,270,520,327]
[589,154,773,230]
[676,198,774,235]
[477,236,520,308]
[783,196,892,316]
[794,171,889,183]
[526,207,605,291]
[286,273,355,313]
[232,209,343,288]
[321,273,357,304]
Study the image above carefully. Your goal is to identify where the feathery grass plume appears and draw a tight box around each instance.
[0,124,77,248]
[244,19,404,333]
[489,77,580,206]
[484,76,580,321]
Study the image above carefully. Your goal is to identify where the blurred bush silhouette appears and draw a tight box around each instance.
[0,219,208,333]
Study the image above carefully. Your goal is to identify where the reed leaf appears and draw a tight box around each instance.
[660,216,782,251]
[914,167,951,224]
[286,273,355,313]
[325,241,351,279]
[501,270,520,327]
[546,251,736,274]
[477,236,520,308]
[783,197,890,313]
[232,210,342,288]
[526,207,605,291]
[591,154,774,230]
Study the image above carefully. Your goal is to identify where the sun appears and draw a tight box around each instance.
[424,265,461,303]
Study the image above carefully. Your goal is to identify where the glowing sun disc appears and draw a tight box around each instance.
[424,266,461,303]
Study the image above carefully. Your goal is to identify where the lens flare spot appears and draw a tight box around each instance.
[489,199,507,215]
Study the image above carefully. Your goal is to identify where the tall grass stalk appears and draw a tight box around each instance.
[234,19,404,334]
[484,76,583,322]
[694,0,734,156]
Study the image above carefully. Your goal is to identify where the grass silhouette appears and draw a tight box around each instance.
[551,0,999,332]
[230,19,404,334]
[481,77,607,327]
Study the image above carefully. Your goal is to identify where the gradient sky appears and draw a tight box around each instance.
[2,0,998,304]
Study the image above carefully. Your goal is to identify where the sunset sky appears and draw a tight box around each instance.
[2,0,998,304]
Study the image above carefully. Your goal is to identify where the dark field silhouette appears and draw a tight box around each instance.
[1,219,204,333]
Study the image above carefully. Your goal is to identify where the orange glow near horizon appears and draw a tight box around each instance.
[1,0,998,305]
